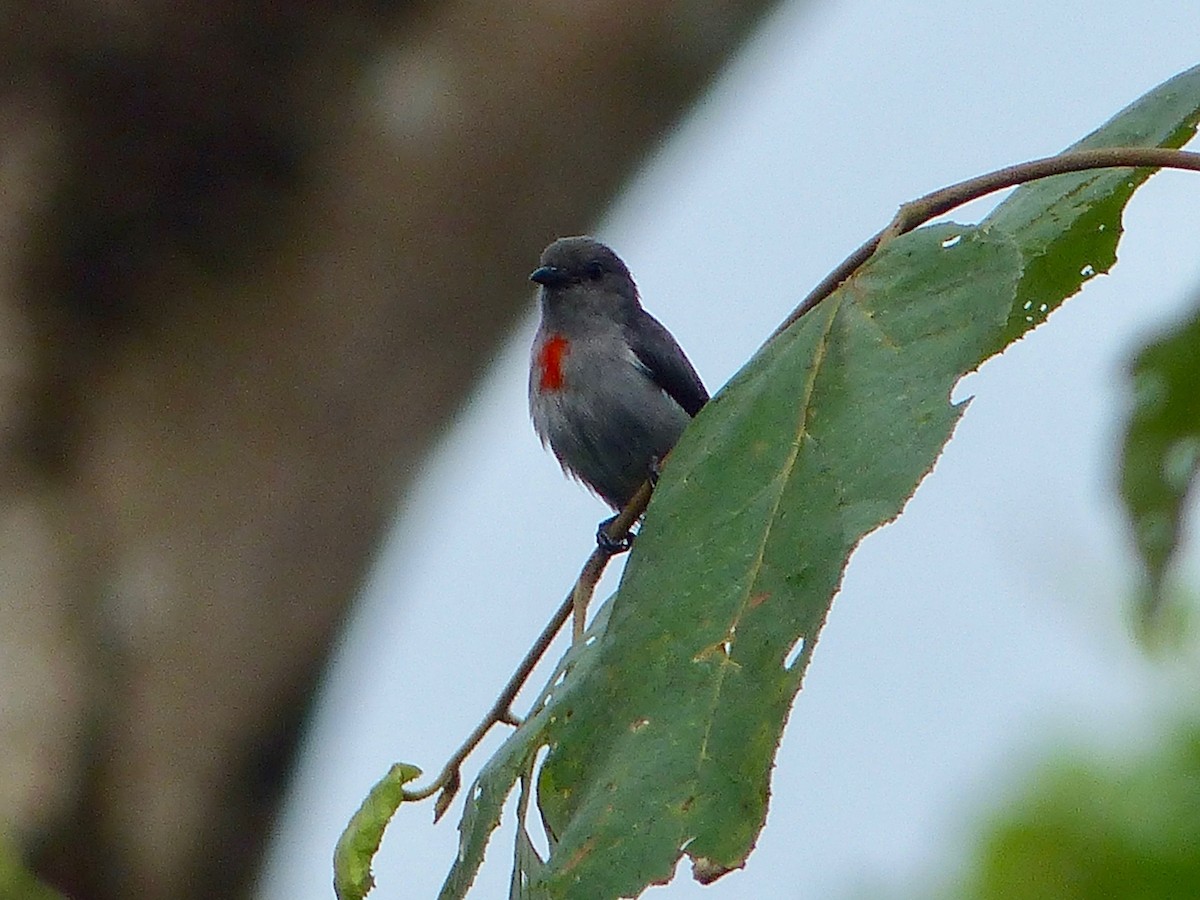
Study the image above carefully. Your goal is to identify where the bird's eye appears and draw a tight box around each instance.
[584,260,605,280]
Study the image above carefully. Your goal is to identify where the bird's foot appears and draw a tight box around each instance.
[596,515,635,555]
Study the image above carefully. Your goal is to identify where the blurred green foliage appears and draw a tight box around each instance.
[0,839,65,900]
[950,719,1200,900]
[1121,299,1200,617]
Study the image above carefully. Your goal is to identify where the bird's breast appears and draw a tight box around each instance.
[535,332,571,392]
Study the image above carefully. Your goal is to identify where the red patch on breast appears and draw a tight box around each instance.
[537,333,570,391]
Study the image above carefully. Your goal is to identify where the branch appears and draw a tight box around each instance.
[572,481,654,638]
[770,146,1200,339]
[401,480,653,819]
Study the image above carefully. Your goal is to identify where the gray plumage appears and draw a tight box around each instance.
[529,236,708,510]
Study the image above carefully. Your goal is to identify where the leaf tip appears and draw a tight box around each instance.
[689,855,743,885]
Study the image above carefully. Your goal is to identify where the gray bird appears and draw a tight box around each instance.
[529,236,708,551]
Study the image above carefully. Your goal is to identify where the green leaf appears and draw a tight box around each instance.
[518,65,1200,897]
[419,64,1200,900]
[1119,297,1200,614]
[984,67,1200,345]
[333,762,422,900]
[530,223,1023,897]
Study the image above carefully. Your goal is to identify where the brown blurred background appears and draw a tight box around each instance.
[0,2,781,897]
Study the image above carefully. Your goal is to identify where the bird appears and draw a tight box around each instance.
[528,236,708,553]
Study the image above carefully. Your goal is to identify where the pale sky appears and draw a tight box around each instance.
[260,2,1200,897]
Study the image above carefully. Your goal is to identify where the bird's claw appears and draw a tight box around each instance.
[596,516,634,555]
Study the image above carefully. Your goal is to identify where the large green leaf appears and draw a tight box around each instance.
[532,223,1023,896]
[1119,295,1200,613]
[423,64,1200,899]
[527,65,1200,896]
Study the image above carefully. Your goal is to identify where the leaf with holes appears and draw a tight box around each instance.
[519,65,1200,898]
[397,65,1200,900]
[527,223,1023,897]
[984,67,1200,345]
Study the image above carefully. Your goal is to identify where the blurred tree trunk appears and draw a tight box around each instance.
[0,1,784,897]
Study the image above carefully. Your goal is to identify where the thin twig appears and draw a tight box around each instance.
[402,479,653,818]
[573,481,653,639]
[770,147,1200,340]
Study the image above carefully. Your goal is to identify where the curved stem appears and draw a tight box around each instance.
[771,146,1200,340]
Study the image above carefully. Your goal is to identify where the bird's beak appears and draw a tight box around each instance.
[529,265,569,287]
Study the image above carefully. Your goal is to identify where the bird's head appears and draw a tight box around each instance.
[530,236,638,306]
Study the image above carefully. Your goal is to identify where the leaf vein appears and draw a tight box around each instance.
[691,297,841,784]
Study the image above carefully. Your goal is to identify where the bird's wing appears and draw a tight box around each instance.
[626,312,709,417]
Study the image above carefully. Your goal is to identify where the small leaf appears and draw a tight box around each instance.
[1120,297,1200,615]
[333,762,422,900]
[433,768,461,822]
